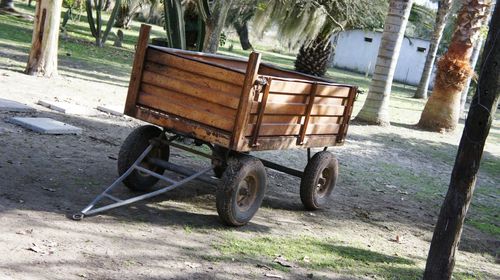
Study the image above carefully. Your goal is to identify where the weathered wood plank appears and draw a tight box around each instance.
[239,135,342,152]
[147,48,245,86]
[124,24,151,116]
[144,61,243,98]
[137,86,235,131]
[247,115,342,125]
[135,106,231,147]
[250,102,346,116]
[245,123,340,136]
[233,52,262,150]
[141,70,240,109]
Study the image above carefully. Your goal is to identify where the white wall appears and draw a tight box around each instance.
[330,30,433,86]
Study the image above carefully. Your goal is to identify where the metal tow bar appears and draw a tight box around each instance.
[72,144,214,220]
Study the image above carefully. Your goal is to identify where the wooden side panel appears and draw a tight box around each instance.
[133,48,246,134]
[135,106,231,147]
[244,77,355,148]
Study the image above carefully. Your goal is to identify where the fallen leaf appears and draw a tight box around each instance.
[265,273,284,279]
[273,255,292,267]
[256,264,272,270]
[16,229,33,235]
[41,186,56,192]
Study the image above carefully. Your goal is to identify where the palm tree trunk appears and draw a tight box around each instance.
[202,0,233,54]
[413,0,453,99]
[25,0,63,77]
[459,37,483,118]
[355,0,414,125]
[418,0,490,132]
[423,3,499,279]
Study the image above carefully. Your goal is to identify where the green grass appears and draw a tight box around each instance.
[213,234,421,279]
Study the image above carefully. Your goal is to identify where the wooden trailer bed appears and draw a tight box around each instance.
[125,25,357,152]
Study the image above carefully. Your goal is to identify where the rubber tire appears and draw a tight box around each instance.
[117,125,169,192]
[216,155,267,226]
[300,151,338,210]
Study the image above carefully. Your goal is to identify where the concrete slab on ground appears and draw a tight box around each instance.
[0,98,35,112]
[9,117,82,134]
[37,100,94,115]
[96,105,124,116]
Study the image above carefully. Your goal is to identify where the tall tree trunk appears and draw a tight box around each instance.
[25,0,63,77]
[202,0,233,54]
[423,3,499,279]
[418,0,489,132]
[459,37,483,117]
[355,0,414,125]
[413,0,453,99]
[234,21,253,50]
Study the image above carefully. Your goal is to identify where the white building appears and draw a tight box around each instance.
[330,30,433,86]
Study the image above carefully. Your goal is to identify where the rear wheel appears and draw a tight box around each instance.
[216,155,267,226]
[117,125,169,192]
[300,151,338,210]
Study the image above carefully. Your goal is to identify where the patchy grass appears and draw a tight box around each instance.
[214,234,421,279]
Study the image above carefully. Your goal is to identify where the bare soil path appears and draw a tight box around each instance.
[0,47,498,279]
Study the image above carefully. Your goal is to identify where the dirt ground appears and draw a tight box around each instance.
[0,44,499,279]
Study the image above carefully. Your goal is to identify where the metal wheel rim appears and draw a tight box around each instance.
[236,175,258,212]
[315,168,331,198]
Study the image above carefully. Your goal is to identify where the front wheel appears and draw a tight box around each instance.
[300,151,338,210]
[117,125,169,192]
[216,155,267,226]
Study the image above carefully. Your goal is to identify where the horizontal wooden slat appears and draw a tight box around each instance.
[250,102,345,116]
[316,85,351,97]
[144,61,242,99]
[237,135,342,151]
[260,93,346,105]
[137,85,235,131]
[141,70,240,109]
[135,106,231,147]
[268,80,351,98]
[247,115,343,125]
[147,48,245,86]
[248,115,302,124]
[245,123,340,136]
[269,80,312,94]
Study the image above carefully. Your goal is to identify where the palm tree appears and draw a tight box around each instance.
[355,0,414,125]
[418,0,490,132]
[413,0,454,99]
[294,0,387,76]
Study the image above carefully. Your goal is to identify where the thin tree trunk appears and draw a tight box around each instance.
[413,0,453,99]
[202,0,233,54]
[234,21,253,50]
[423,3,499,278]
[25,0,63,77]
[459,37,483,118]
[355,0,414,125]
[418,0,490,132]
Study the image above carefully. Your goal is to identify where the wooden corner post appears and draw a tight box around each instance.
[124,24,152,116]
[231,52,262,150]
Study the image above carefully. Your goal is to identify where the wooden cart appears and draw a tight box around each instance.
[75,25,357,226]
